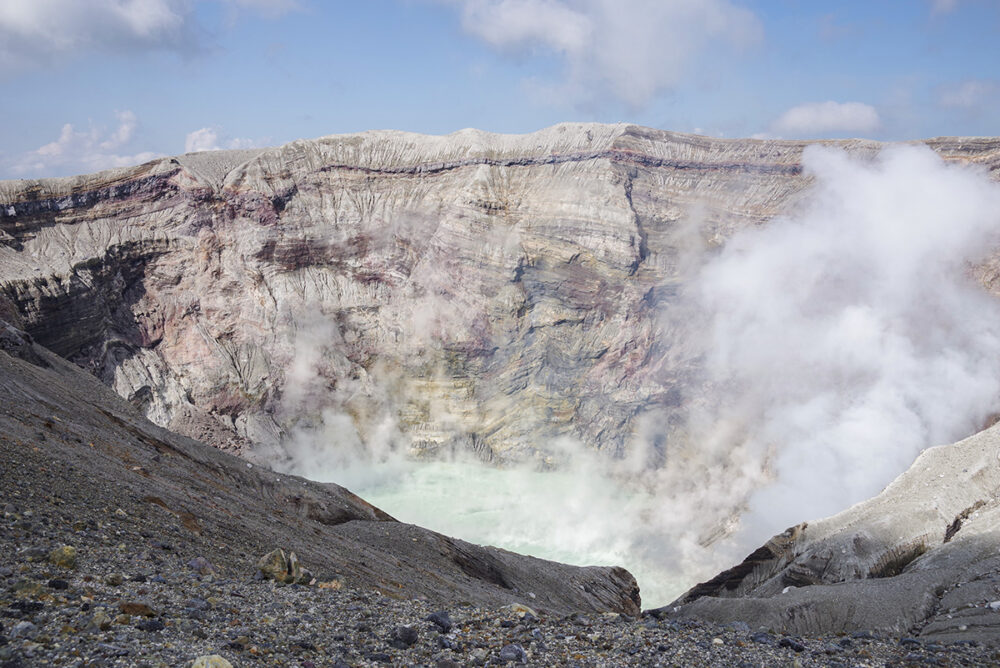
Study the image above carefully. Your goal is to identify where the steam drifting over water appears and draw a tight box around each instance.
[269,144,1000,607]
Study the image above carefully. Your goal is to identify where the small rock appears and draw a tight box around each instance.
[119,600,156,617]
[188,556,218,576]
[46,579,69,590]
[257,548,289,581]
[389,624,418,649]
[10,622,37,640]
[727,621,751,634]
[190,656,234,668]
[750,632,774,645]
[47,545,77,569]
[84,610,113,633]
[504,603,538,619]
[779,637,806,652]
[900,636,921,646]
[291,639,316,652]
[712,637,724,645]
[256,548,309,584]
[426,610,453,633]
[498,644,528,664]
[136,619,165,632]
[12,581,42,599]
[104,573,124,586]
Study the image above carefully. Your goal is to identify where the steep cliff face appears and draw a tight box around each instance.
[1,124,999,466]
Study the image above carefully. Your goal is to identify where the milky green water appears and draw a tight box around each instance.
[354,460,689,607]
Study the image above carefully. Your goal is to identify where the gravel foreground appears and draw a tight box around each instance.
[3,505,999,668]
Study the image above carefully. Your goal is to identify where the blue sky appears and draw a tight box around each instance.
[1,0,998,179]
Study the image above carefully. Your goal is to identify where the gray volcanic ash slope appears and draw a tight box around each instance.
[0,315,639,616]
[4,123,1000,642]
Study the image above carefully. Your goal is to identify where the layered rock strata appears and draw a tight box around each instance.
[3,124,998,462]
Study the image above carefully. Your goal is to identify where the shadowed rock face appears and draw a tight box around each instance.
[2,123,999,465]
[0,316,640,615]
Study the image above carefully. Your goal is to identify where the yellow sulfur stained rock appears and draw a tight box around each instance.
[47,545,76,569]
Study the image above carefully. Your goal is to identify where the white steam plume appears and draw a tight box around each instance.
[679,143,1000,542]
[262,142,1000,607]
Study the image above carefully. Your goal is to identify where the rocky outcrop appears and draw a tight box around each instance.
[2,124,999,464]
[662,423,1000,643]
[0,317,639,615]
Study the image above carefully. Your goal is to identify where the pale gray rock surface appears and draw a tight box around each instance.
[666,423,1000,643]
[2,123,998,465]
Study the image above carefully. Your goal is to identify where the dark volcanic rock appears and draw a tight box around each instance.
[388,624,419,649]
[426,610,453,633]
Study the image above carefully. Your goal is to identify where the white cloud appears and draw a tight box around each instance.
[185,127,221,153]
[12,110,163,177]
[770,101,880,138]
[0,0,300,74]
[931,0,959,14]
[185,126,263,153]
[0,0,196,73]
[938,79,1000,110]
[444,0,762,108]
